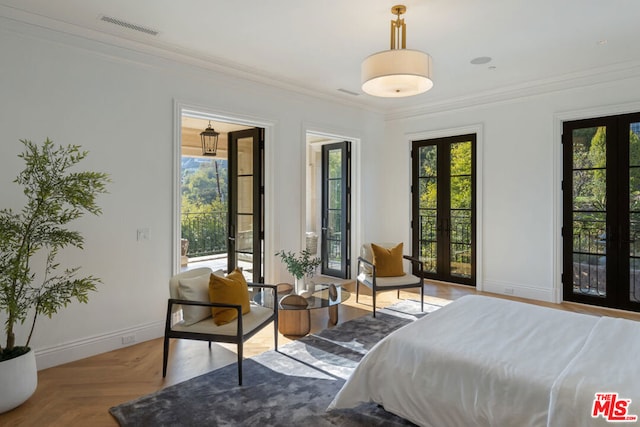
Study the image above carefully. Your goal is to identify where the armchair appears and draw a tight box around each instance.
[356,242,424,317]
[163,267,278,385]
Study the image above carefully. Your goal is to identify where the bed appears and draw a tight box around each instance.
[328,295,640,426]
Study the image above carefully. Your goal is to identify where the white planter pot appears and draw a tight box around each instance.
[295,276,315,298]
[294,276,306,295]
[0,348,37,414]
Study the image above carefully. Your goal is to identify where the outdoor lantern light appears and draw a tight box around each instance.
[200,121,219,156]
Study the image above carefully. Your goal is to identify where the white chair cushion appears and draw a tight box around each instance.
[169,267,212,299]
[175,268,223,326]
[177,273,211,325]
[358,272,422,289]
[172,303,274,336]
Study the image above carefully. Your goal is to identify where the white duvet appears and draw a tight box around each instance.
[328,295,640,427]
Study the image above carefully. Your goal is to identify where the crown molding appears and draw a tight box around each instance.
[384,60,640,121]
[4,4,640,121]
[0,5,383,115]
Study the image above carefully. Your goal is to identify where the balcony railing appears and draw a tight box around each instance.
[571,217,606,296]
[181,211,227,258]
[417,210,473,277]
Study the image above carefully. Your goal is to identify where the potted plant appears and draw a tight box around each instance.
[275,249,321,296]
[0,139,109,413]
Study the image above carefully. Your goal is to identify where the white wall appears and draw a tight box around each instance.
[3,15,640,370]
[0,17,383,369]
[379,78,640,302]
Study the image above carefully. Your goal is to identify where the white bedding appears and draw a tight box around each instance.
[328,295,640,427]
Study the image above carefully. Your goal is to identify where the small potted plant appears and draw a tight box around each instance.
[0,139,109,413]
[275,249,321,296]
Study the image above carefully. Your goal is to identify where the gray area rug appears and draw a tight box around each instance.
[109,300,441,426]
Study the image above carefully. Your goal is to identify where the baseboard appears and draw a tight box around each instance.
[34,321,164,370]
[482,279,556,303]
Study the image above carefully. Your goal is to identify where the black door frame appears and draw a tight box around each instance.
[228,128,265,282]
[411,134,477,286]
[562,113,640,311]
[320,141,351,279]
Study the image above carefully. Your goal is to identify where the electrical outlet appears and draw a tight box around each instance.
[504,287,514,295]
[136,228,149,241]
[121,334,136,345]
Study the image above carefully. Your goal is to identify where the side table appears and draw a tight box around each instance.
[277,284,350,336]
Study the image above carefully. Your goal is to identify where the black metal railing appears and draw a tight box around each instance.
[418,210,472,277]
[181,211,227,258]
[571,216,606,296]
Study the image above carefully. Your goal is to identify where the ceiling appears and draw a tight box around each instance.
[2,0,640,114]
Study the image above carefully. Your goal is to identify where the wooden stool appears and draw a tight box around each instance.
[278,294,310,336]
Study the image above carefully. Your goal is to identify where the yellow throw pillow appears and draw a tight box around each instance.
[371,243,405,277]
[208,268,251,325]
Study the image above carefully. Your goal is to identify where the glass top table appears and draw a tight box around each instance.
[279,284,350,310]
[252,283,350,336]
[252,283,350,309]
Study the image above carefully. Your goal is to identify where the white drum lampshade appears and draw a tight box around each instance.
[361,4,434,98]
[361,49,433,97]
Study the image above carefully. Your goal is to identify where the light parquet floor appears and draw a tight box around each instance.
[2,282,639,426]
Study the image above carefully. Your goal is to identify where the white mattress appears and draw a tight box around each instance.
[328,295,640,426]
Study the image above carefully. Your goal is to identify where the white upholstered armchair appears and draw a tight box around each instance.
[163,267,278,385]
[356,242,425,317]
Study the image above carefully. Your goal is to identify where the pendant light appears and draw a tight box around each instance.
[361,5,433,97]
[200,121,219,156]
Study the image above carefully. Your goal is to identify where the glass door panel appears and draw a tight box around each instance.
[235,214,253,252]
[413,135,475,285]
[237,176,253,213]
[563,114,640,311]
[630,121,640,303]
[570,126,607,298]
[237,137,253,174]
[417,144,438,274]
[321,142,350,278]
[327,149,342,271]
[228,129,263,282]
[449,141,473,279]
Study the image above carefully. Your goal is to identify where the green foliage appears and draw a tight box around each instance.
[588,127,607,210]
[327,149,342,210]
[0,139,109,358]
[180,157,229,256]
[275,250,321,280]
[450,141,472,209]
[571,127,640,253]
[418,145,437,210]
[419,141,472,211]
[181,158,227,208]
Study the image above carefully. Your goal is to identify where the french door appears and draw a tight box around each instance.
[411,134,476,285]
[562,113,640,311]
[228,128,264,283]
[320,141,351,279]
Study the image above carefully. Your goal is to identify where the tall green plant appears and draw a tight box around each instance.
[0,139,109,360]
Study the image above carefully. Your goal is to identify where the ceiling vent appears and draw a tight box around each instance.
[99,15,159,36]
[337,88,360,96]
